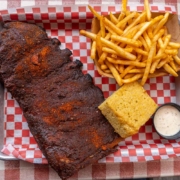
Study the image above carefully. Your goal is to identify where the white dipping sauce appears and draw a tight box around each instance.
[154,105,180,136]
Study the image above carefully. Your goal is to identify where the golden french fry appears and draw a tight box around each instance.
[122,11,139,29]
[126,11,133,25]
[153,12,169,35]
[147,26,153,39]
[163,63,178,77]
[103,17,123,36]
[101,64,108,70]
[111,54,118,59]
[143,31,151,49]
[115,64,120,72]
[90,41,96,59]
[102,47,132,54]
[173,55,180,65]
[150,58,161,74]
[93,57,114,78]
[102,47,117,54]
[80,30,96,41]
[88,5,101,20]
[141,42,156,85]
[169,60,178,72]
[137,54,143,61]
[104,33,111,40]
[105,25,117,35]
[118,65,125,73]
[157,57,170,69]
[121,65,134,78]
[96,34,102,57]
[166,46,173,49]
[121,52,144,78]
[148,70,168,78]
[111,35,142,47]
[120,11,134,30]
[106,61,123,86]
[139,36,149,51]
[124,73,136,79]
[122,0,127,12]
[124,47,133,52]
[162,34,171,49]
[129,68,145,73]
[104,69,114,74]
[80,30,110,43]
[107,57,146,67]
[123,74,143,83]
[165,49,178,55]
[104,69,111,73]
[116,12,137,29]
[100,37,136,61]
[109,12,118,25]
[150,15,164,26]
[152,29,165,42]
[123,11,146,34]
[133,48,148,56]
[123,23,144,37]
[133,22,151,40]
[144,0,151,21]
[158,38,164,49]
[168,42,180,49]
[98,52,108,64]
[153,49,166,61]
[151,31,171,62]
[100,16,106,38]
[118,11,126,21]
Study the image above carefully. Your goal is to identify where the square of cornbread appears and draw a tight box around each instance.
[98,81,158,138]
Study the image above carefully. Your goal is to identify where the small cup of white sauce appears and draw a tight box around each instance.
[153,103,180,140]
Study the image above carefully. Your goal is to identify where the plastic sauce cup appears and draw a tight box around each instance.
[153,103,180,140]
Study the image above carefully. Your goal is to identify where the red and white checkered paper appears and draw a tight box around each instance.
[0,4,180,164]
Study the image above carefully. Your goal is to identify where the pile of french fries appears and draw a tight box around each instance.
[80,0,180,86]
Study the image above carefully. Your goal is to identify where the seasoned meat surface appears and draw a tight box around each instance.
[0,22,120,180]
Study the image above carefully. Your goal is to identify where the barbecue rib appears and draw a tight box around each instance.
[0,22,121,179]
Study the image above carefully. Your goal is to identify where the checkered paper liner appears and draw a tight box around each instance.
[0,4,180,164]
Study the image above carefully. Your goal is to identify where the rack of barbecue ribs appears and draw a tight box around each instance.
[0,22,121,180]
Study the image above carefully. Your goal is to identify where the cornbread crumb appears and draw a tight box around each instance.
[98,81,158,138]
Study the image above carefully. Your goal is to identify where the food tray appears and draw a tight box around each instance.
[0,4,180,164]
